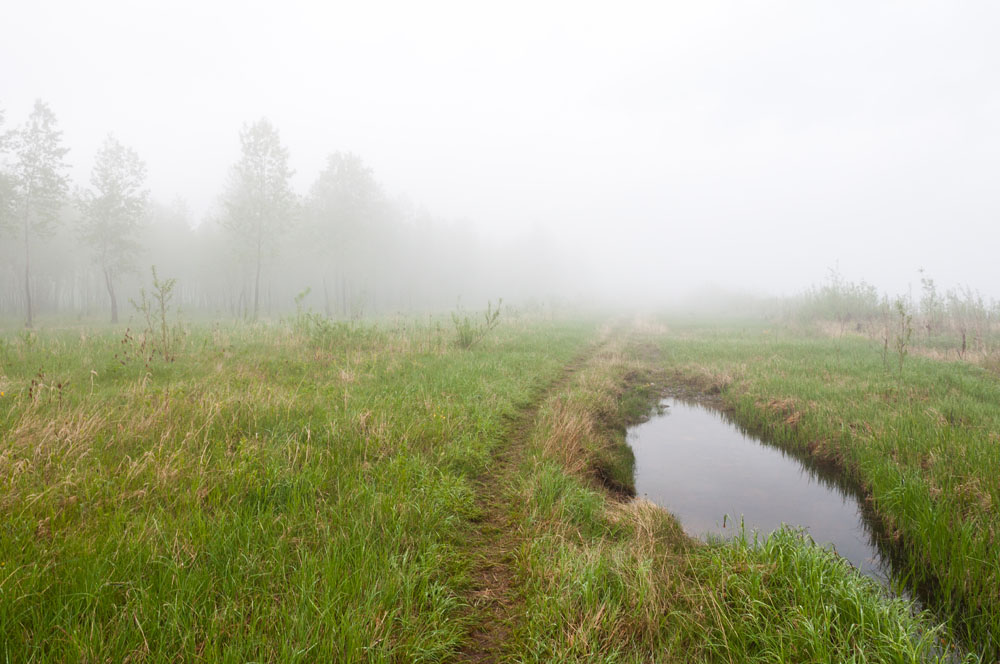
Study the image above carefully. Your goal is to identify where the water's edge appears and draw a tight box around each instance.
[627,394,970,660]
[629,397,892,580]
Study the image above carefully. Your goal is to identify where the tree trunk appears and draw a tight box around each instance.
[24,224,32,329]
[103,267,118,323]
[341,273,347,319]
[323,276,331,317]
[253,237,262,321]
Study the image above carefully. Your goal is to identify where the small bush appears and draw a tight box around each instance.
[130,266,181,361]
[451,299,502,349]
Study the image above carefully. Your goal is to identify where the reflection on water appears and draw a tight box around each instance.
[628,397,890,582]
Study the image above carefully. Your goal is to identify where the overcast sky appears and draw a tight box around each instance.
[3,0,999,300]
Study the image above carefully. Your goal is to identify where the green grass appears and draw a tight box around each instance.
[689,527,948,663]
[0,316,990,662]
[0,317,595,661]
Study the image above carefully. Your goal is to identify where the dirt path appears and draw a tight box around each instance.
[456,342,602,662]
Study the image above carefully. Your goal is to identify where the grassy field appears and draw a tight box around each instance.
[0,317,598,661]
[0,315,990,661]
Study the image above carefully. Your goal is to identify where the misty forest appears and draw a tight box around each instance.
[3,2,1000,662]
[0,104,562,325]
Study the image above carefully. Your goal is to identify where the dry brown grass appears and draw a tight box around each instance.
[671,363,736,396]
[531,342,647,489]
[607,497,689,555]
[536,398,595,476]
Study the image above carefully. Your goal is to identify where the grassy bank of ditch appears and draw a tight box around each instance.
[505,324,964,663]
[652,323,1000,660]
[0,316,987,661]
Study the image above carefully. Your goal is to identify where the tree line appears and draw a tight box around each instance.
[1,100,560,327]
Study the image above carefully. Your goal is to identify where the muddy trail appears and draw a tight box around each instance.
[456,340,605,662]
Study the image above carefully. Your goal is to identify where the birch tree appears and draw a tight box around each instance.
[221,118,295,321]
[78,135,149,323]
[8,100,70,327]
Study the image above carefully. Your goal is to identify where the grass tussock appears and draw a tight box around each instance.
[686,528,954,663]
[531,346,654,496]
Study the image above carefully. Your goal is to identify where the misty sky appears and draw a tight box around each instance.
[4,1,999,300]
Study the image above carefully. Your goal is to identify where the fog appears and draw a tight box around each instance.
[3,1,999,322]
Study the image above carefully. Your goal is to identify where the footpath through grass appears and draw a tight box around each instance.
[0,316,986,662]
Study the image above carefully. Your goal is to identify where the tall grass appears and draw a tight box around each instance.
[0,317,986,661]
[0,317,594,661]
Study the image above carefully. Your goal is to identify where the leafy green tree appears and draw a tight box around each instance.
[221,118,295,321]
[8,100,71,327]
[78,135,149,323]
[305,152,385,315]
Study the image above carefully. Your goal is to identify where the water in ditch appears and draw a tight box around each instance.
[627,397,891,581]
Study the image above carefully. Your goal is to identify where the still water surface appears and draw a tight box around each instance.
[628,397,889,581]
